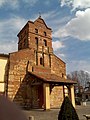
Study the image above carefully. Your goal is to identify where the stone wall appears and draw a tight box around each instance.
[8,48,35,100]
[32,66,51,74]
[18,23,29,50]
[51,54,66,77]
[50,86,64,108]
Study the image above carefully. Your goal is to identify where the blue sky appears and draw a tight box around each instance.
[0,0,90,74]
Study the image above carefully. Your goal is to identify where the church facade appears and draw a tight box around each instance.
[0,17,76,110]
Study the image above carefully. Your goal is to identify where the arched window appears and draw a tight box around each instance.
[35,28,38,34]
[44,40,47,46]
[40,57,43,65]
[44,31,46,36]
[35,37,38,45]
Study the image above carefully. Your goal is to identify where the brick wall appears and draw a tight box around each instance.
[50,86,64,108]
[51,54,66,77]
[8,48,35,100]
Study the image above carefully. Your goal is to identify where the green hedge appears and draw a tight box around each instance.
[58,96,79,120]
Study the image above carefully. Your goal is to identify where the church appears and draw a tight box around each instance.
[0,16,76,110]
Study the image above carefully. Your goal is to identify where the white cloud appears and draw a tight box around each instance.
[60,0,90,10]
[53,26,68,38]
[0,0,38,9]
[0,0,19,9]
[8,0,19,9]
[52,41,65,51]
[0,41,18,53]
[0,16,27,34]
[67,60,90,73]
[57,53,65,59]
[42,11,57,19]
[0,0,5,7]
[0,16,27,53]
[22,0,38,6]
[53,8,90,41]
[44,1,50,5]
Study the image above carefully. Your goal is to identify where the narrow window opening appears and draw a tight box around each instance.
[35,37,38,45]
[44,31,46,36]
[40,57,43,65]
[44,40,47,46]
[35,28,38,33]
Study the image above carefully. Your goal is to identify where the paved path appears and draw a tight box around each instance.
[76,105,90,120]
[23,105,90,120]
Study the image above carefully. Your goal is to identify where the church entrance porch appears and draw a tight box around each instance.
[26,72,76,110]
[12,72,76,110]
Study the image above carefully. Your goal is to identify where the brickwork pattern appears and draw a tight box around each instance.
[50,86,64,108]
[51,54,66,77]
[7,17,67,108]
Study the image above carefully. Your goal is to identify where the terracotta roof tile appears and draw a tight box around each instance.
[0,54,9,58]
[29,72,77,84]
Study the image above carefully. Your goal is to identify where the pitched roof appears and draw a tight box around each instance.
[0,54,9,58]
[29,72,77,85]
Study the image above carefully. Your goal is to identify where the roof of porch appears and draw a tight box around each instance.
[29,72,77,85]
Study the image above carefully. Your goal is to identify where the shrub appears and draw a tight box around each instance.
[58,96,79,120]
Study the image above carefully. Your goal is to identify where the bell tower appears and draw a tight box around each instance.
[17,16,53,69]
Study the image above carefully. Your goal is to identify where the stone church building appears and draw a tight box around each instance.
[0,16,76,110]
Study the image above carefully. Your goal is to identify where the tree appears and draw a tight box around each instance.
[58,96,79,120]
[67,70,90,97]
